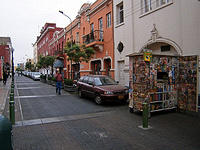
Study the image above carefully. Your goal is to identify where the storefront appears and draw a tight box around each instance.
[128,52,199,115]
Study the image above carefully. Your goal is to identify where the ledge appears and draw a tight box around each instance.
[115,22,125,28]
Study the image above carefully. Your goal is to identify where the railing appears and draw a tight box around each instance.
[82,30,104,45]
[54,50,63,55]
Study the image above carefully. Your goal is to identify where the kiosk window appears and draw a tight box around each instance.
[157,72,168,80]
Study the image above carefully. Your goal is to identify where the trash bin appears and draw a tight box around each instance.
[0,115,13,150]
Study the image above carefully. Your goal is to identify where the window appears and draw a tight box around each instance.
[83,27,85,35]
[141,0,172,14]
[156,0,170,7]
[98,18,103,41]
[76,32,79,44]
[79,76,84,82]
[116,2,124,24]
[83,76,89,83]
[161,45,170,52]
[88,77,94,85]
[90,23,94,32]
[106,12,111,28]
[142,0,152,13]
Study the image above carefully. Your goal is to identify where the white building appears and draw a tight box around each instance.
[33,42,38,65]
[114,0,200,86]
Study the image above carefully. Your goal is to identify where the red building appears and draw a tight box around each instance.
[37,23,63,57]
[64,0,114,79]
[36,0,114,79]
[0,37,12,79]
[49,28,67,76]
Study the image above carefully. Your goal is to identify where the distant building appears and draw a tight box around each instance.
[0,37,12,79]
[36,23,63,74]
[33,42,38,65]
[17,63,25,70]
[37,23,63,57]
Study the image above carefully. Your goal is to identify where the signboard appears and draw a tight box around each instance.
[144,52,152,62]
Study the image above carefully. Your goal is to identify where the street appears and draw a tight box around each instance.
[3,75,200,150]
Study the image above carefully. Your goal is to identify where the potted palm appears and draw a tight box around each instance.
[40,74,46,83]
[47,76,52,85]
[64,78,76,92]
[51,76,56,86]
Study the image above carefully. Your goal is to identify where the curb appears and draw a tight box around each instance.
[0,78,11,115]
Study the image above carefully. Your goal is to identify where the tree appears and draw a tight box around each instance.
[37,55,46,69]
[44,56,55,76]
[64,42,95,79]
[36,55,55,75]
[25,61,32,71]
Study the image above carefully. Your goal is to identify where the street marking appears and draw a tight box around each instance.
[16,81,24,126]
[15,94,71,99]
[15,83,41,86]
[14,111,114,127]
[17,87,54,90]
[0,79,11,114]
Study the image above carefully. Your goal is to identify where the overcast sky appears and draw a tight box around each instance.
[0,0,96,65]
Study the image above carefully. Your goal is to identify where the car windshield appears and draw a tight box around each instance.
[34,72,40,75]
[94,77,117,86]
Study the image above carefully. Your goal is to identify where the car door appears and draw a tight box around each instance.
[81,76,89,95]
[87,77,95,98]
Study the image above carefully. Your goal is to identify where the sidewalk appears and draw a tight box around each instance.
[0,78,11,114]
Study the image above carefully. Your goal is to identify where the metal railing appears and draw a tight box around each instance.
[82,30,104,45]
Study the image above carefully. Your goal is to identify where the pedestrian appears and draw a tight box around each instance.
[3,70,8,85]
[54,70,63,95]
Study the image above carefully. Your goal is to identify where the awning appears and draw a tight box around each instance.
[53,59,64,68]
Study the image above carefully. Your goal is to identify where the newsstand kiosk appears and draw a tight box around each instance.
[128,52,199,115]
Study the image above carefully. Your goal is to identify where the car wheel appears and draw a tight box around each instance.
[95,95,103,105]
[129,107,133,113]
[78,89,83,98]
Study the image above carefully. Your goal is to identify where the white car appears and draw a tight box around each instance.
[32,72,41,81]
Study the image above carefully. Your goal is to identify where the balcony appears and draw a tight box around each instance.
[82,30,104,51]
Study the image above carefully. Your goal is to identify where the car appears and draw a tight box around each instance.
[77,75,129,104]
[32,72,41,80]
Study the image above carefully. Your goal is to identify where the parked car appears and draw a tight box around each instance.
[32,72,41,80]
[77,75,129,104]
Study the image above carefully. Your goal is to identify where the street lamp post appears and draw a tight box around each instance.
[11,47,14,82]
[59,10,73,79]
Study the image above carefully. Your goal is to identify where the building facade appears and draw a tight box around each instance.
[114,0,200,86]
[37,23,63,57]
[33,42,37,66]
[36,23,63,74]
[64,0,114,79]
[0,37,12,68]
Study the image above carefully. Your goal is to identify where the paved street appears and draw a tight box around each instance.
[3,76,200,150]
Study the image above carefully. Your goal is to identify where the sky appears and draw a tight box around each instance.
[0,0,96,65]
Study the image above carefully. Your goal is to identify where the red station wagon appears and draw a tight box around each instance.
[77,75,129,104]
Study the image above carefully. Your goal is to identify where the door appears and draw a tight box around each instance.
[87,77,95,98]
[118,61,125,85]
[178,55,199,112]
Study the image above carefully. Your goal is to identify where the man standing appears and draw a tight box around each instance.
[54,70,63,95]
[3,70,8,85]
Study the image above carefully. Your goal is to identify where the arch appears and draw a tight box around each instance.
[89,58,103,71]
[103,56,113,69]
[139,38,183,55]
